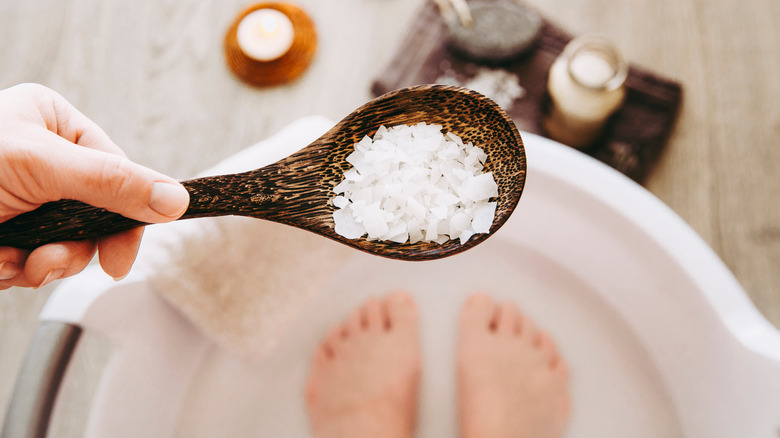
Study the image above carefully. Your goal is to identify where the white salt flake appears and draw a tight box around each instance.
[333,207,364,239]
[424,218,439,241]
[406,197,427,222]
[332,196,349,209]
[434,235,450,245]
[409,228,424,244]
[389,233,409,244]
[459,230,475,245]
[462,172,499,202]
[472,202,497,233]
[449,211,470,236]
[333,179,350,194]
[363,203,389,238]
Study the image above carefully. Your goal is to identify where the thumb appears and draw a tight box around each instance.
[42,137,190,224]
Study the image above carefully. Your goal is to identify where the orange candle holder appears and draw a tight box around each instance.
[224,3,317,87]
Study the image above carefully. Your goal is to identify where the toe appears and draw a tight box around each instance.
[496,301,520,335]
[345,306,363,333]
[305,379,318,406]
[324,326,343,352]
[314,343,332,364]
[459,293,496,331]
[386,291,418,332]
[360,297,384,331]
[512,309,528,336]
[518,314,537,342]
[554,358,570,379]
[538,331,562,368]
[337,321,351,340]
[320,339,336,360]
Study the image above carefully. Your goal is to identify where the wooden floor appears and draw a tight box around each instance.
[1,0,778,435]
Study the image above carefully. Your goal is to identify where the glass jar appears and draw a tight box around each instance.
[543,35,628,149]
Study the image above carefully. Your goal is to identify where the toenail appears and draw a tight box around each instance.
[0,261,20,281]
[35,268,65,289]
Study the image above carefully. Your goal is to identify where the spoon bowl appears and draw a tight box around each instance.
[0,85,526,261]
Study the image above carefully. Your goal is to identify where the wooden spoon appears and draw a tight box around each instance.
[0,85,526,261]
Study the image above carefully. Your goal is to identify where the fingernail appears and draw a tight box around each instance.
[0,261,19,280]
[149,182,189,218]
[113,273,128,282]
[36,268,65,289]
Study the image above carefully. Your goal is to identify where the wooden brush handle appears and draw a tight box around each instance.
[0,173,272,250]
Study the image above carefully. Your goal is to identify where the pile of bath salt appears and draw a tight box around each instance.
[331,122,498,245]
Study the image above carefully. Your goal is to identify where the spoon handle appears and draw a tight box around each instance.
[0,173,264,250]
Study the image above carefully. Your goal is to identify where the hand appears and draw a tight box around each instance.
[0,83,189,289]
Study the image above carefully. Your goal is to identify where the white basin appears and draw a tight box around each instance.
[40,121,780,438]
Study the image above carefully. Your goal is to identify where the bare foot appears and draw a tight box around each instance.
[305,292,421,438]
[457,294,570,438]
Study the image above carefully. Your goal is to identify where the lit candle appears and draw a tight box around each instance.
[236,9,295,62]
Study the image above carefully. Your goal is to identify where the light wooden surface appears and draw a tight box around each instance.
[1,0,778,435]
